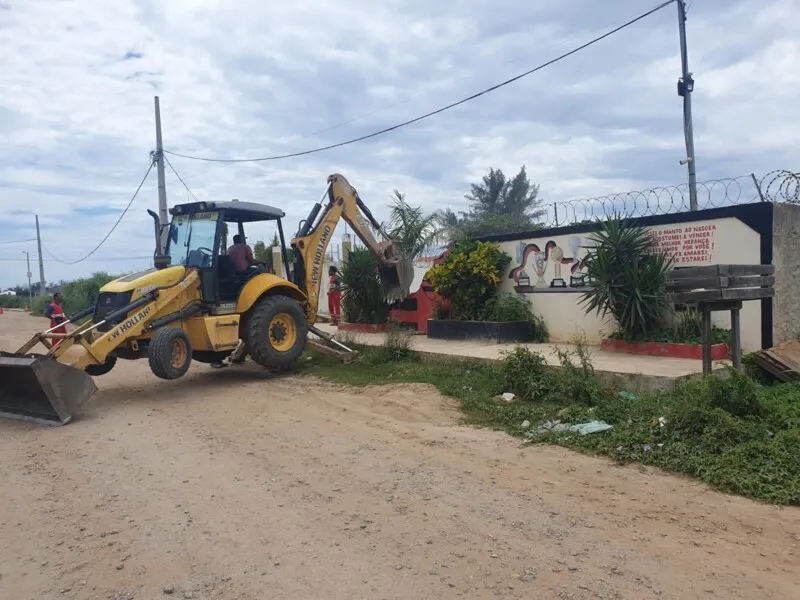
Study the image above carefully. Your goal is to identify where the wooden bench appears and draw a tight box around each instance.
[666,265,775,375]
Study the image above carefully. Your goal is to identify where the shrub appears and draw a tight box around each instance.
[483,292,532,322]
[14,272,120,317]
[483,292,549,342]
[0,295,30,310]
[60,272,119,316]
[550,337,611,406]
[426,239,511,320]
[500,346,553,402]
[361,322,419,365]
[341,248,389,324]
[579,218,673,341]
[431,298,452,320]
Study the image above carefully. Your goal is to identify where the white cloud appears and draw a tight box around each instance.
[0,0,797,288]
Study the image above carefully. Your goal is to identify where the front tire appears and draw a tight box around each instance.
[85,355,118,376]
[244,295,307,370]
[148,327,192,380]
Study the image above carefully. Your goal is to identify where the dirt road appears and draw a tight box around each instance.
[1,312,798,600]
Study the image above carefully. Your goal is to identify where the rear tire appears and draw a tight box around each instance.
[148,327,192,380]
[85,355,117,376]
[244,295,307,370]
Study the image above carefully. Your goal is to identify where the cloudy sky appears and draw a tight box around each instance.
[0,0,797,289]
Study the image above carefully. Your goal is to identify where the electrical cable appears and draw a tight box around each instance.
[163,0,676,164]
[0,255,153,262]
[0,238,37,244]
[164,154,200,201]
[43,162,154,265]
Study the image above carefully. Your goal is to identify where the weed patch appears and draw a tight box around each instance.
[300,343,800,505]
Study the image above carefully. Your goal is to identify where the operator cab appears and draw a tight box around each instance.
[160,200,290,305]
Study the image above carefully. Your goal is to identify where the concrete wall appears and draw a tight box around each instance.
[496,213,764,351]
[772,203,800,345]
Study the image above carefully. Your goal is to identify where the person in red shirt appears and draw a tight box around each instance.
[228,234,256,273]
[44,292,67,346]
[327,266,343,325]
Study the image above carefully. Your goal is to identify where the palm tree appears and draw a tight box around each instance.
[385,190,444,260]
[436,208,466,245]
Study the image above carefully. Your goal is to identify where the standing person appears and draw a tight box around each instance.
[327,266,343,325]
[44,292,67,346]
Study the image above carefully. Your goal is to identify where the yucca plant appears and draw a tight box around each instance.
[341,248,389,324]
[579,218,673,341]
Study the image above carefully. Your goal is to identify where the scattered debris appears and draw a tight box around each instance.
[525,419,613,437]
[652,416,667,428]
[494,392,517,404]
[163,585,175,595]
[752,340,800,382]
[520,420,531,429]
[618,391,637,400]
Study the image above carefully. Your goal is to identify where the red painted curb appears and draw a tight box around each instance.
[338,322,387,333]
[601,339,729,360]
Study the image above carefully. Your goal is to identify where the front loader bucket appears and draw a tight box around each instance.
[0,352,97,426]
[379,258,414,303]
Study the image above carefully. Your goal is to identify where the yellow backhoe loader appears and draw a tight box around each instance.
[0,173,413,425]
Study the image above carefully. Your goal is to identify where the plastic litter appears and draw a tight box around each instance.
[618,391,637,400]
[569,420,614,435]
[525,419,613,437]
[494,392,517,404]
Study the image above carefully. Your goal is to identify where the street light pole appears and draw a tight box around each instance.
[22,251,33,309]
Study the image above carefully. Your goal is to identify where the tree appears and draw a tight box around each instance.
[456,165,545,237]
[270,233,280,247]
[253,240,269,263]
[437,208,467,244]
[384,190,444,259]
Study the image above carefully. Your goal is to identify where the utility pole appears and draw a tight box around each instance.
[676,0,698,210]
[22,251,33,308]
[35,215,46,295]
[154,96,169,249]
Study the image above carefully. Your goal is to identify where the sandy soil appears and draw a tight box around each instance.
[0,311,798,600]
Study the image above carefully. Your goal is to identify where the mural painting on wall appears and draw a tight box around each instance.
[508,224,718,292]
[509,236,588,291]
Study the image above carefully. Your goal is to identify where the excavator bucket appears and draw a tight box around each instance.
[0,352,97,425]
[379,258,415,303]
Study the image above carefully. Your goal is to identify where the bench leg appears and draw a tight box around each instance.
[702,305,712,376]
[730,308,742,370]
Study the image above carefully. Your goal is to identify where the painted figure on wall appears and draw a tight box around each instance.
[532,250,547,286]
[568,235,587,287]
[549,244,566,287]
[516,242,531,287]
[509,237,588,289]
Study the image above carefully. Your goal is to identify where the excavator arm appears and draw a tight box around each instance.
[291,173,413,324]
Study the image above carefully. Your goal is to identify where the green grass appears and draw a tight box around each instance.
[298,342,800,506]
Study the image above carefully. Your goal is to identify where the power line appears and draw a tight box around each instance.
[164,1,676,164]
[164,154,200,201]
[0,238,37,244]
[0,255,153,263]
[43,162,154,265]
